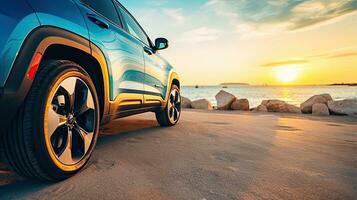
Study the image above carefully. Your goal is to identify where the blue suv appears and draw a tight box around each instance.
[0,0,181,181]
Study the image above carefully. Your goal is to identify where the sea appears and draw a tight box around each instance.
[181,85,357,108]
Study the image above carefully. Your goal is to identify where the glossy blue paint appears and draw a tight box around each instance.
[144,51,171,98]
[0,1,39,87]
[76,1,146,101]
[0,0,176,104]
[76,0,174,101]
[26,0,89,40]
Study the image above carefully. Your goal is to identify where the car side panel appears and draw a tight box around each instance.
[0,1,40,87]
[25,0,89,41]
[75,1,146,103]
[143,51,171,103]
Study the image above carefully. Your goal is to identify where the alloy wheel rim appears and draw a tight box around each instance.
[46,77,96,165]
[168,88,181,124]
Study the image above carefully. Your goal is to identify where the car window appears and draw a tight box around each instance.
[116,4,149,46]
[82,0,121,26]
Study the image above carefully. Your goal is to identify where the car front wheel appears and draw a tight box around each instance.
[156,84,181,127]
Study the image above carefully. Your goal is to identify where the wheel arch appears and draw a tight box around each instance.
[172,78,180,89]
[163,71,180,108]
[41,44,108,119]
[0,26,110,127]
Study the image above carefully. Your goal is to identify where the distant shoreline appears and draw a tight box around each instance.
[220,83,250,86]
[328,83,357,86]
[183,84,357,87]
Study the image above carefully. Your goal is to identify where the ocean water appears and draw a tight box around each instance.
[181,85,357,108]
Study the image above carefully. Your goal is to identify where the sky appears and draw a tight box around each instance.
[120,0,357,86]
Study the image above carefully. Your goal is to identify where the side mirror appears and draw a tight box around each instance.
[155,38,169,50]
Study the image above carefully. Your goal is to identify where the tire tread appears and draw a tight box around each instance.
[1,60,96,181]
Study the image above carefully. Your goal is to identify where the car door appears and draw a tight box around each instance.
[116,3,168,106]
[76,0,145,111]
[142,50,170,105]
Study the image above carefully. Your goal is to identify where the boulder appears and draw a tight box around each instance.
[312,103,330,116]
[256,105,268,112]
[251,105,268,112]
[181,96,192,108]
[215,90,236,110]
[300,94,332,113]
[261,100,269,106]
[191,99,213,110]
[231,99,250,111]
[262,100,301,114]
[327,99,357,116]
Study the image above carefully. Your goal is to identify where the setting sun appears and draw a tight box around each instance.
[276,67,299,83]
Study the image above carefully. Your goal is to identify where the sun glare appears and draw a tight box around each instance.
[276,67,299,83]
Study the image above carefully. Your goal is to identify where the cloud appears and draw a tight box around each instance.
[205,0,357,31]
[329,51,357,58]
[261,60,309,67]
[260,46,357,68]
[315,46,357,59]
[179,27,222,43]
[162,8,186,24]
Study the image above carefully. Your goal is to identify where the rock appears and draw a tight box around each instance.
[231,99,250,111]
[327,99,357,116]
[262,100,301,114]
[312,103,330,116]
[300,94,332,113]
[261,100,269,106]
[250,105,268,112]
[251,105,268,112]
[256,105,268,112]
[215,90,236,110]
[191,99,213,110]
[181,96,192,108]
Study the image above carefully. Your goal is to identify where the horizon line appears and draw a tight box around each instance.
[182,83,357,87]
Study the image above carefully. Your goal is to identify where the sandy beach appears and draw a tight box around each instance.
[0,110,356,199]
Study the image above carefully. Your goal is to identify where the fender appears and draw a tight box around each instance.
[162,70,180,108]
[0,26,110,127]
[90,44,111,123]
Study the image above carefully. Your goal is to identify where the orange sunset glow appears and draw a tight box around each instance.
[1,1,357,199]
[122,0,357,86]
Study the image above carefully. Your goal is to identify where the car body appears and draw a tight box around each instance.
[0,0,181,181]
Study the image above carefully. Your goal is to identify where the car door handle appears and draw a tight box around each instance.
[154,84,164,89]
[87,14,109,29]
[143,46,154,55]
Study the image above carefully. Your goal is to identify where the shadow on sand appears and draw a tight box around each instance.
[0,117,162,198]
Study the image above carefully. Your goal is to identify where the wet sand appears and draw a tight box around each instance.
[0,110,356,199]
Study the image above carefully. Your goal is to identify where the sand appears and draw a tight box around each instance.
[0,110,356,199]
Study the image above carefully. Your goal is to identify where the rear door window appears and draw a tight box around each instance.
[82,0,121,26]
[115,3,150,46]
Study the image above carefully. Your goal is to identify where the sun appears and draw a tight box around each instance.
[276,67,299,83]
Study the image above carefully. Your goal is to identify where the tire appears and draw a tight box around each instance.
[156,84,181,127]
[1,60,100,181]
